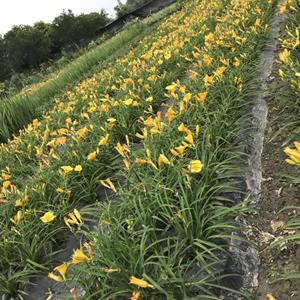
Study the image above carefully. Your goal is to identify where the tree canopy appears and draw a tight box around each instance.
[114,0,148,17]
[0,9,110,82]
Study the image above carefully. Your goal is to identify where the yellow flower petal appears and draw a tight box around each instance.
[54,262,69,280]
[129,276,153,288]
[99,134,109,146]
[166,107,176,122]
[100,268,119,273]
[188,160,203,173]
[73,208,82,223]
[40,211,56,223]
[87,151,97,161]
[2,181,11,188]
[131,291,141,300]
[10,210,23,225]
[185,133,194,145]
[74,165,82,172]
[100,178,117,193]
[157,154,171,167]
[61,166,74,174]
[196,92,207,106]
[48,272,64,282]
[71,248,90,264]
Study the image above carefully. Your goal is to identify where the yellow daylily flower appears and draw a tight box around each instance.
[204,32,215,47]
[178,123,192,135]
[99,134,109,146]
[71,248,90,264]
[215,66,226,76]
[165,83,177,93]
[48,272,64,282]
[100,268,120,273]
[188,160,204,173]
[1,172,11,180]
[165,107,176,122]
[61,166,74,174]
[203,54,213,66]
[54,262,70,280]
[170,148,180,157]
[10,210,23,225]
[203,74,214,87]
[123,159,130,170]
[164,50,172,60]
[136,128,147,140]
[87,151,97,161]
[74,165,82,172]
[115,143,130,157]
[233,57,241,68]
[190,70,199,80]
[135,157,150,164]
[123,98,134,106]
[131,291,141,300]
[174,145,187,157]
[279,49,290,63]
[76,127,88,139]
[100,178,117,193]
[185,133,194,145]
[2,181,11,188]
[294,141,300,152]
[40,211,56,223]
[83,242,93,257]
[144,116,155,127]
[284,142,300,165]
[183,93,192,103]
[157,154,171,167]
[15,197,28,207]
[64,208,83,229]
[129,276,153,288]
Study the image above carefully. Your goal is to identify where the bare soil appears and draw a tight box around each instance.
[247,77,300,299]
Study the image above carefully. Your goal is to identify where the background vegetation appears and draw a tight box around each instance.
[0,0,150,97]
[115,0,148,17]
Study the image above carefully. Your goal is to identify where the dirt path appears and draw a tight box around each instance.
[244,4,300,300]
[252,76,300,299]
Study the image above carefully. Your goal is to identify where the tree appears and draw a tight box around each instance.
[50,10,77,51]
[0,8,110,84]
[74,10,110,43]
[0,36,9,79]
[50,9,110,52]
[114,0,148,17]
[4,24,51,71]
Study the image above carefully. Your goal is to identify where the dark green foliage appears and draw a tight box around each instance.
[50,9,109,51]
[4,24,52,71]
[115,0,148,17]
[0,9,110,83]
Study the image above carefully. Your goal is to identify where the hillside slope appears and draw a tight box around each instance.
[1,0,299,299]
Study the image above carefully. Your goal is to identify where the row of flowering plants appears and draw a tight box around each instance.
[0,14,160,142]
[0,0,277,298]
[275,0,300,285]
[39,0,278,299]
[0,0,239,296]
